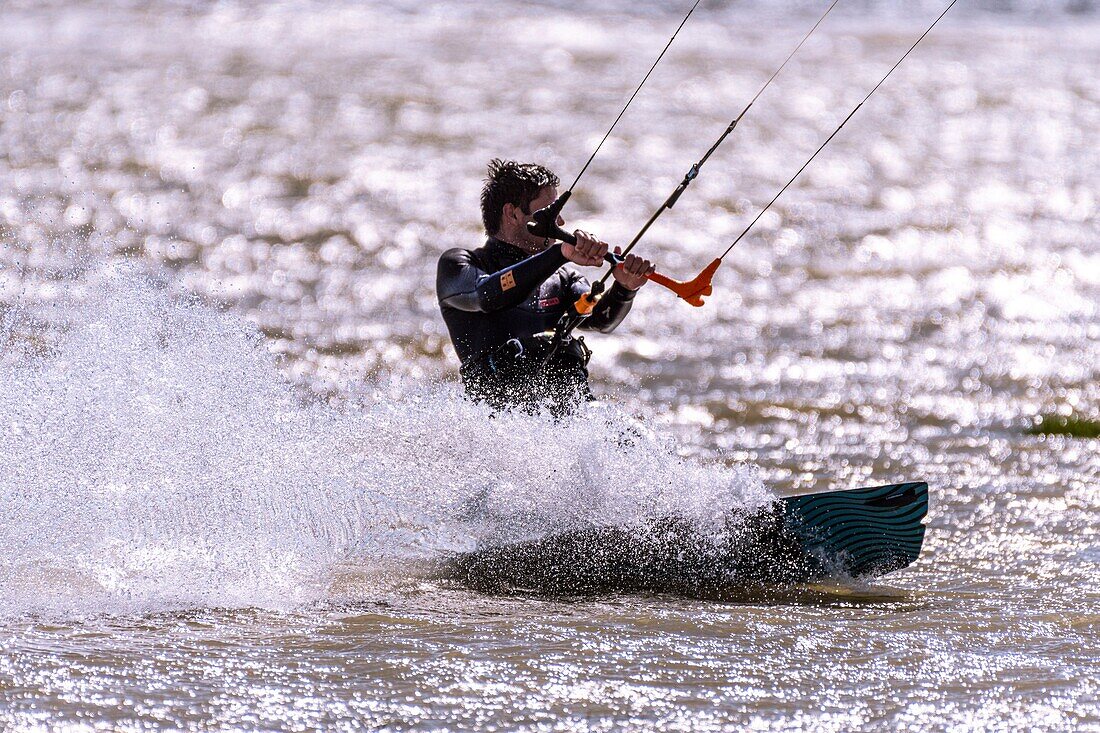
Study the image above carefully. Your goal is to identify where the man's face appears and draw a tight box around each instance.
[514,185,564,251]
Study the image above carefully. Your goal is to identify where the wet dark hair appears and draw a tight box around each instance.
[480,159,559,235]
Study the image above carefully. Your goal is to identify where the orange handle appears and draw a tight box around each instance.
[614,257,721,307]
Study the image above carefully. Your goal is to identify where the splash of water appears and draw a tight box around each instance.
[0,266,767,617]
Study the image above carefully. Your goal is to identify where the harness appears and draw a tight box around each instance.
[461,330,594,414]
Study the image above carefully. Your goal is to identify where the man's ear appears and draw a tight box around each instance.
[500,203,514,226]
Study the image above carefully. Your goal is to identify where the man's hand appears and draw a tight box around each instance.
[561,231,607,267]
[611,247,655,290]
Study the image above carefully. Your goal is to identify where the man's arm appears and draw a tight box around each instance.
[571,275,637,334]
[437,246,567,313]
[576,247,652,332]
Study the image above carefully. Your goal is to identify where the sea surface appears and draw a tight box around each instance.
[1,1,1098,731]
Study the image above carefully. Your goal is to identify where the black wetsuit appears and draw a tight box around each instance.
[437,236,636,411]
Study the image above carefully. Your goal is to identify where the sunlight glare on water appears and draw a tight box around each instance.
[0,0,1098,730]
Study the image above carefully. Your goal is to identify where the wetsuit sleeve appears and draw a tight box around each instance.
[569,273,637,334]
[436,245,568,313]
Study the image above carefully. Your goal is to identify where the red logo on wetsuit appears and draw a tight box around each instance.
[538,297,560,309]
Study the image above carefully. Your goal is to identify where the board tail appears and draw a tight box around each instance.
[783,482,929,578]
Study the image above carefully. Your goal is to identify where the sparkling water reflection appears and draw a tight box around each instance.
[1,0,1097,730]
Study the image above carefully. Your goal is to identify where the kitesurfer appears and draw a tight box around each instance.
[436,159,654,413]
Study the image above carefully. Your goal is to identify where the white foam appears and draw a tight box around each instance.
[0,266,767,618]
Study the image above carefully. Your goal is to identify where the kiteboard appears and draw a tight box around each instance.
[447,481,928,596]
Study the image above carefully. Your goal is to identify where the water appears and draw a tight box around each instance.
[1,1,1098,730]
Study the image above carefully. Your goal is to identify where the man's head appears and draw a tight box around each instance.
[480,159,562,252]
